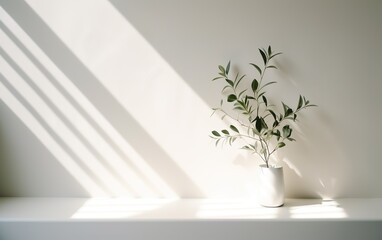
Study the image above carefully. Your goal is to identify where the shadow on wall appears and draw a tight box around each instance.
[107,0,347,199]
[0,75,92,197]
[0,0,365,199]
[276,110,347,199]
[260,58,348,199]
[0,0,203,197]
[108,0,253,104]
[107,0,287,105]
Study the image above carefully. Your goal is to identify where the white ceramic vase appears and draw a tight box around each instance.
[257,164,284,207]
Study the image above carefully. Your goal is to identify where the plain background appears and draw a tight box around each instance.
[0,0,381,199]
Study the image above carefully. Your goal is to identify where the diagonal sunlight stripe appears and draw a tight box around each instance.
[72,198,177,219]
[289,200,347,219]
[0,75,107,196]
[0,51,132,196]
[0,41,138,197]
[24,0,242,197]
[0,53,130,196]
[0,7,178,198]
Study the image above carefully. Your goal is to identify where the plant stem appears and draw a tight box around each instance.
[215,108,249,128]
[255,63,268,118]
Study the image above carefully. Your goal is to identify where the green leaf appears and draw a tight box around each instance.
[306,104,318,107]
[276,130,281,140]
[260,117,268,130]
[282,102,288,114]
[235,74,246,88]
[282,125,292,138]
[250,63,262,75]
[259,48,267,65]
[212,77,222,81]
[234,72,239,81]
[225,79,234,87]
[272,130,280,137]
[238,89,247,98]
[241,145,251,150]
[221,85,230,93]
[212,131,220,137]
[230,125,239,133]
[255,118,263,133]
[233,106,244,111]
[226,61,231,74]
[222,129,229,135]
[218,65,225,73]
[286,108,293,117]
[268,109,277,120]
[249,143,258,151]
[258,92,265,99]
[268,46,272,56]
[297,95,303,109]
[267,65,278,69]
[262,48,268,56]
[215,138,220,147]
[259,81,277,91]
[282,102,293,116]
[262,95,268,106]
[254,118,261,132]
[282,125,288,138]
[269,52,282,60]
[251,79,259,92]
[237,100,246,108]
[277,142,286,148]
[227,94,237,102]
[288,128,293,137]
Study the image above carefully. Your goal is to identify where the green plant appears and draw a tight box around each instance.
[210,46,316,168]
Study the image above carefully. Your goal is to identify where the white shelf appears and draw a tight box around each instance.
[1,198,382,221]
[0,198,381,240]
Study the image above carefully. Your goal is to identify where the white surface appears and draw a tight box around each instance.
[0,0,382,199]
[1,198,381,240]
[0,198,382,221]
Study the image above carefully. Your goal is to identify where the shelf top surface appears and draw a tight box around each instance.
[0,198,381,222]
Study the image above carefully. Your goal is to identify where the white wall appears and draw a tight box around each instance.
[0,0,381,198]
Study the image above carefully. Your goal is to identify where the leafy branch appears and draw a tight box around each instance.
[210,46,316,168]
